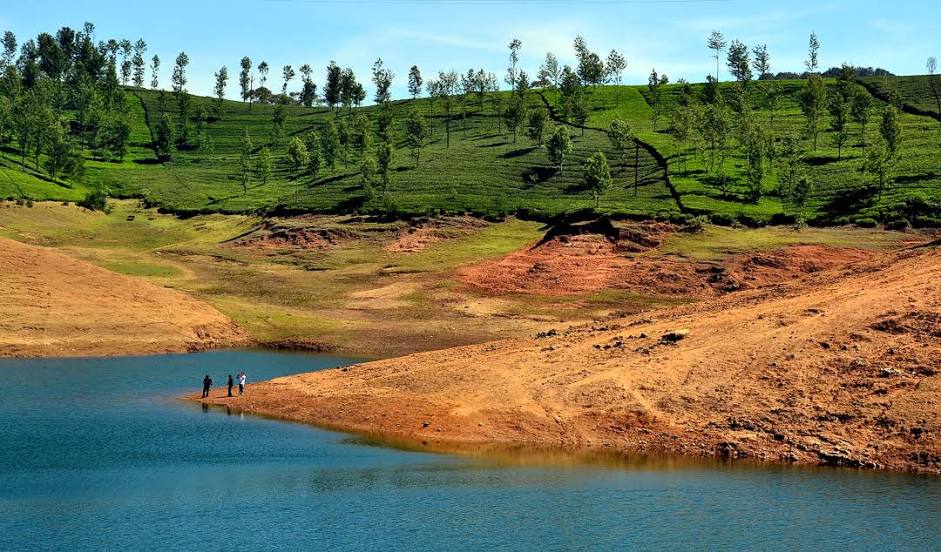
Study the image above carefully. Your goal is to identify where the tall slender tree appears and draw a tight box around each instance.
[150,54,160,89]
[537,52,560,88]
[239,57,252,105]
[707,31,727,81]
[407,65,422,100]
[605,49,627,105]
[131,39,146,87]
[505,39,522,93]
[372,58,394,104]
[805,33,820,74]
[281,65,294,96]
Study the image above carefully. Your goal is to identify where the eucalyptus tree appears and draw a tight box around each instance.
[299,64,317,107]
[339,67,359,113]
[171,52,190,144]
[707,30,726,81]
[880,104,901,157]
[527,106,548,146]
[150,54,159,89]
[353,113,371,155]
[573,36,603,86]
[324,61,341,111]
[805,33,820,74]
[171,52,188,94]
[407,65,422,99]
[256,146,272,187]
[928,57,940,129]
[607,116,636,179]
[239,56,252,105]
[119,39,132,85]
[460,69,474,136]
[281,65,295,96]
[372,58,394,104]
[546,125,572,174]
[376,135,394,193]
[287,136,309,181]
[131,39,146,87]
[503,95,527,143]
[605,49,627,105]
[257,61,269,94]
[155,113,173,160]
[828,91,850,159]
[405,108,428,166]
[505,38,522,93]
[424,78,438,137]
[1,32,16,67]
[537,52,560,88]
[584,152,612,207]
[726,40,751,84]
[437,70,458,148]
[801,74,827,150]
[213,66,228,118]
[648,69,664,129]
[271,103,286,146]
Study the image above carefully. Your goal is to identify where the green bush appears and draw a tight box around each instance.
[78,189,110,213]
[854,217,878,228]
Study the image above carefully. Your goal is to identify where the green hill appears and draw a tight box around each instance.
[2,77,940,227]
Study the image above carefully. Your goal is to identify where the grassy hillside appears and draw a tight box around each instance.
[542,78,941,226]
[3,76,941,226]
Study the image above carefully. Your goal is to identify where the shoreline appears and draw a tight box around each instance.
[192,385,940,475]
[192,247,941,475]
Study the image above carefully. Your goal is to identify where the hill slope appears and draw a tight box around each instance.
[3,77,940,225]
[0,237,247,357]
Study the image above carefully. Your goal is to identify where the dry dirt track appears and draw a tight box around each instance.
[0,237,247,357]
[202,245,941,473]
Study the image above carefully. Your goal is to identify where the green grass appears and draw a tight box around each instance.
[4,76,941,226]
[660,225,907,261]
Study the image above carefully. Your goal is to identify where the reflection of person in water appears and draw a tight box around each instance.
[201,375,212,398]
[227,374,234,397]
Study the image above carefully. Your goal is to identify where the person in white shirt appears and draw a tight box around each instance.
[238,372,246,396]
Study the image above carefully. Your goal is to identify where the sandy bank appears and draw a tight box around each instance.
[199,245,941,473]
[0,237,248,357]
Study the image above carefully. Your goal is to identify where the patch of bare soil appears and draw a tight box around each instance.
[0,238,248,357]
[227,215,368,250]
[384,216,489,253]
[200,246,941,473]
[458,224,875,297]
[228,214,489,253]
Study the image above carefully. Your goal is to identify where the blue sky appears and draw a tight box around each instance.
[3,1,939,101]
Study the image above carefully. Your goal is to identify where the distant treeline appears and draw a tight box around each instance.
[761,66,895,81]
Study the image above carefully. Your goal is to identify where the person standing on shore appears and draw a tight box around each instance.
[227,374,234,397]
[201,375,212,398]
[238,371,246,396]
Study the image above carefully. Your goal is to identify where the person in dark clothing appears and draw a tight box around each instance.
[227,374,234,397]
[202,375,212,398]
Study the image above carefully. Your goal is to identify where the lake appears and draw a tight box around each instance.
[1,350,939,551]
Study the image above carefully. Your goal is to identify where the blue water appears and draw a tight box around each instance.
[1,350,939,551]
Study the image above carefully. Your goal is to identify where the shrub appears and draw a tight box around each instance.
[884,218,909,230]
[78,189,110,213]
[854,217,878,228]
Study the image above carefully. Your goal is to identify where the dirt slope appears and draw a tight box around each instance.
[0,237,247,357]
[201,246,941,473]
